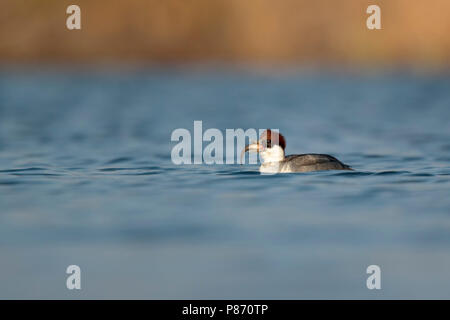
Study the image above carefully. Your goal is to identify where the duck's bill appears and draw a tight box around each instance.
[240,142,260,164]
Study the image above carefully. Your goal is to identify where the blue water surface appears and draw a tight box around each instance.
[0,67,449,298]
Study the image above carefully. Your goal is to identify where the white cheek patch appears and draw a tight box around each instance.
[260,145,285,163]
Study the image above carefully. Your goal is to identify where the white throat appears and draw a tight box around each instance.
[259,145,285,163]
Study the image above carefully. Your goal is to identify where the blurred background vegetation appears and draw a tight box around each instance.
[1,0,449,67]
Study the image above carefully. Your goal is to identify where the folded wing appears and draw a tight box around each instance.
[282,153,352,172]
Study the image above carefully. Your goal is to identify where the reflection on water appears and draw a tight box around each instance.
[0,68,450,298]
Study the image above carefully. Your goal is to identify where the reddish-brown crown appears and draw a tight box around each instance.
[260,129,286,150]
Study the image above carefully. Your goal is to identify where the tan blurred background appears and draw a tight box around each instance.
[1,0,450,66]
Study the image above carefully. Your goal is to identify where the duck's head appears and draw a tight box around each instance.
[241,129,286,163]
